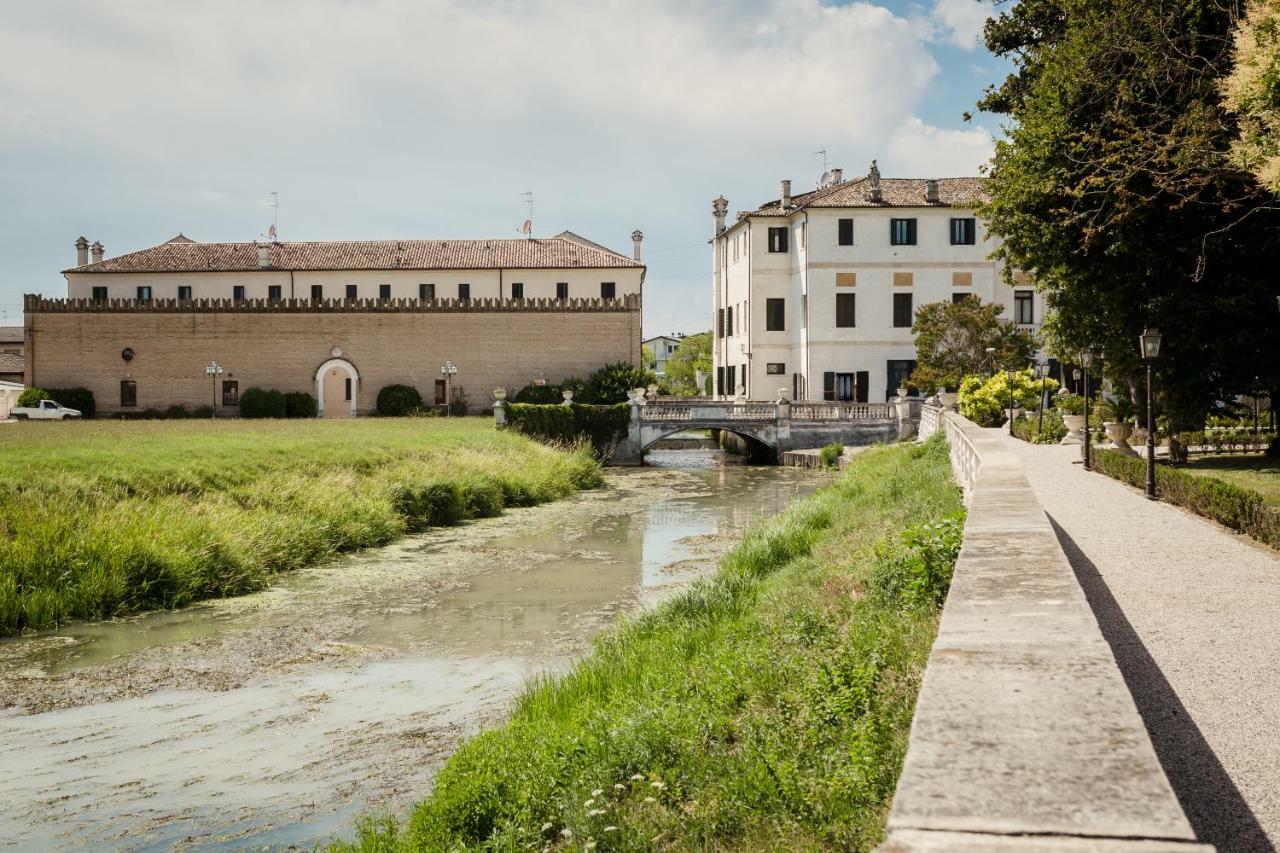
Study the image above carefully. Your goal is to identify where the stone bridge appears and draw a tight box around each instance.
[611,395,920,464]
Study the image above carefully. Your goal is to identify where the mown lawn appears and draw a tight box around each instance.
[339,434,963,852]
[0,418,600,635]
[1182,453,1280,507]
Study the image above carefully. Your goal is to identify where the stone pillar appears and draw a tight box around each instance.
[493,388,507,428]
[775,388,791,454]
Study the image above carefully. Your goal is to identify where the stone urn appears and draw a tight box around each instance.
[938,391,959,410]
[1105,421,1139,457]
[492,387,507,403]
[1061,414,1086,445]
[896,386,909,400]
[561,388,574,405]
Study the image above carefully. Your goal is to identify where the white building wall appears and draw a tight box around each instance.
[712,204,1044,403]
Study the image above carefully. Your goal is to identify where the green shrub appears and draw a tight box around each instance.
[870,512,966,608]
[240,387,287,418]
[164,404,190,419]
[506,403,631,458]
[1012,409,1068,444]
[958,369,1056,428]
[1055,392,1085,415]
[192,405,214,418]
[585,361,656,404]
[1092,448,1280,548]
[513,384,563,404]
[377,384,424,416]
[46,387,96,418]
[819,442,843,468]
[284,391,318,419]
[17,388,49,408]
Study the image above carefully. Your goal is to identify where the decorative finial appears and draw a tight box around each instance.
[867,160,883,203]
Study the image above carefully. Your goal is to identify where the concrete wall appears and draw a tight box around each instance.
[883,410,1210,851]
[25,298,641,416]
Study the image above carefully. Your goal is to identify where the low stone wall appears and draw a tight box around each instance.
[883,408,1211,851]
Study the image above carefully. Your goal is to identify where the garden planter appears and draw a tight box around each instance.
[1061,414,1086,444]
[939,392,959,410]
[1104,421,1139,457]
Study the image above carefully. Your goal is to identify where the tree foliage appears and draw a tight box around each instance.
[978,0,1280,429]
[958,369,1058,427]
[1223,0,1280,193]
[662,332,712,396]
[584,362,656,404]
[909,298,1037,392]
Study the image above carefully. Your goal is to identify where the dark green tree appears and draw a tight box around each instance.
[909,298,1037,392]
[978,0,1280,428]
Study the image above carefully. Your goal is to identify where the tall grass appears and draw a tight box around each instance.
[339,433,963,852]
[0,418,601,635]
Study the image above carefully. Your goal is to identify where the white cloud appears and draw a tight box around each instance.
[885,116,995,176]
[930,0,992,50]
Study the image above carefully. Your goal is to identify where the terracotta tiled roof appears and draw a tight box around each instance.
[0,326,22,342]
[65,231,642,274]
[0,352,23,373]
[738,176,987,219]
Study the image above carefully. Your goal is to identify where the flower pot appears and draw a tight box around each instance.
[939,392,959,410]
[1061,414,1086,445]
[1105,421,1139,457]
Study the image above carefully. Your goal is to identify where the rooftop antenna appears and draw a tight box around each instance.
[519,191,533,238]
[260,191,280,242]
[813,149,828,186]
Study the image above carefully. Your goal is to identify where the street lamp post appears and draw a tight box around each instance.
[1036,362,1049,435]
[204,360,223,419]
[1140,329,1162,500]
[440,360,458,417]
[1007,366,1016,436]
[985,346,996,378]
[1080,347,1094,471]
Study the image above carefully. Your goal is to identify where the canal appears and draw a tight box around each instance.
[0,451,826,850]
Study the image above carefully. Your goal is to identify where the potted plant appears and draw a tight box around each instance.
[938,385,959,410]
[1055,392,1086,444]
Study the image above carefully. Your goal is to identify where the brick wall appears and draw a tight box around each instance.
[24,303,641,415]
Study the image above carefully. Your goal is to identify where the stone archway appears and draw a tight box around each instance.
[315,357,359,419]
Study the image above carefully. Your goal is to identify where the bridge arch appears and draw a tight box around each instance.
[638,422,777,463]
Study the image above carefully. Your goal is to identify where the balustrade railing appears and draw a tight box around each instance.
[641,400,893,423]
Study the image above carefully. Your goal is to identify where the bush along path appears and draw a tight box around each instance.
[338,433,964,852]
[0,419,601,635]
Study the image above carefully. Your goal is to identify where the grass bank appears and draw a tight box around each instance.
[0,418,601,635]
[340,434,963,852]
[1182,454,1280,507]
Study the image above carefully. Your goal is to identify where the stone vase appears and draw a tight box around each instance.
[1061,414,1086,445]
[939,391,959,410]
[1105,421,1139,457]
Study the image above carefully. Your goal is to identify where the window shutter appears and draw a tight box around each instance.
[856,372,869,403]
[908,219,917,244]
[823,372,836,401]
[838,218,853,246]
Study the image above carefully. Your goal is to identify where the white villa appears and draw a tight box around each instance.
[711,163,1042,403]
[643,333,686,377]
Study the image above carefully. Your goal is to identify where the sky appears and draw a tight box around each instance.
[0,0,1010,335]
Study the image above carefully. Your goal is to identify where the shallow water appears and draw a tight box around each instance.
[0,451,825,850]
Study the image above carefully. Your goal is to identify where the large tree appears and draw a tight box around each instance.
[662,332,712,396]
[909,298,1038,393]
[1222,0,1280,193]
[978,0,1280,428]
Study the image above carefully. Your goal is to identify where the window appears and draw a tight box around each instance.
[950,217,977,245]
[727,365,737,394]
[952,292,974,304]
[311,284,324,301]
[766,362,786,375]
[835,272,856,287]
[434,379,447,404]
[509,282,522,299]
[137,286,152,302]
[344,377,352,402]
[836,292,856,327]
[91,286,108,301]
[1015,290,1035,324]
[556,282,569,299]
[827,372,868,403]
[717,308,725,338]
[823,371,836,401]
[268,285,282,302]
[893,293,913,328]
[886,360,917,399]
[765,298,785,331]
[178,285,192,301]
[120,379,137,407]
[346,284,358,300]
[767,226,789,253]
[420,283,435,301]
[233,285,246,302]
[600,281,616,299]
[458,283,470,301]
[838,218,854,246]
[379,284,391,300]
[726,305,734,337]
[716,366,725,396]
[222,380,239,407]
[890,218,917,246]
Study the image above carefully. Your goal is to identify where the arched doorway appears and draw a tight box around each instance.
[316,357,359,419]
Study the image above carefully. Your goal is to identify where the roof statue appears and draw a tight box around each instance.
[867,160,883,203]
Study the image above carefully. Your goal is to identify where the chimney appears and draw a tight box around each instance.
[925,179,940,204]
[631,229,644,261]
[712,196,729,235]
[780,179,792,209]
[831,167,843,184]
[75,236,89,266]
[90,240,104,263]
[256,243,270,269]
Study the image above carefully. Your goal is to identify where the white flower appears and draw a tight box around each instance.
[613,783,625,791]
[604,826,617,833]
[588,808,606,817]
[541,822,553,832]
[585,843,597,850]
[560,828,573,838]
[584,799,595,808]
[644,796,656,803]
[630,774,644,781]
[591,788,604,797]
[650,781,665,790]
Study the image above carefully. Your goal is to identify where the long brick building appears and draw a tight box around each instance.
[25,231,645,416]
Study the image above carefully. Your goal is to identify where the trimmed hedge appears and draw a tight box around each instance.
[1092,448,1280,549]
[240,387,287,418]
[377,384,424,416]
[1012,410,1067,444]
[285,391,318,419]
[47,387,96,418]
[513,384,564,404]
[506,402,630,458]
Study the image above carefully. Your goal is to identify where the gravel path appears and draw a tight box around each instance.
[1002,433,1280,853]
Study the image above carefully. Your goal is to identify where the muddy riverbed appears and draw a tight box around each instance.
[0,452,825,850]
